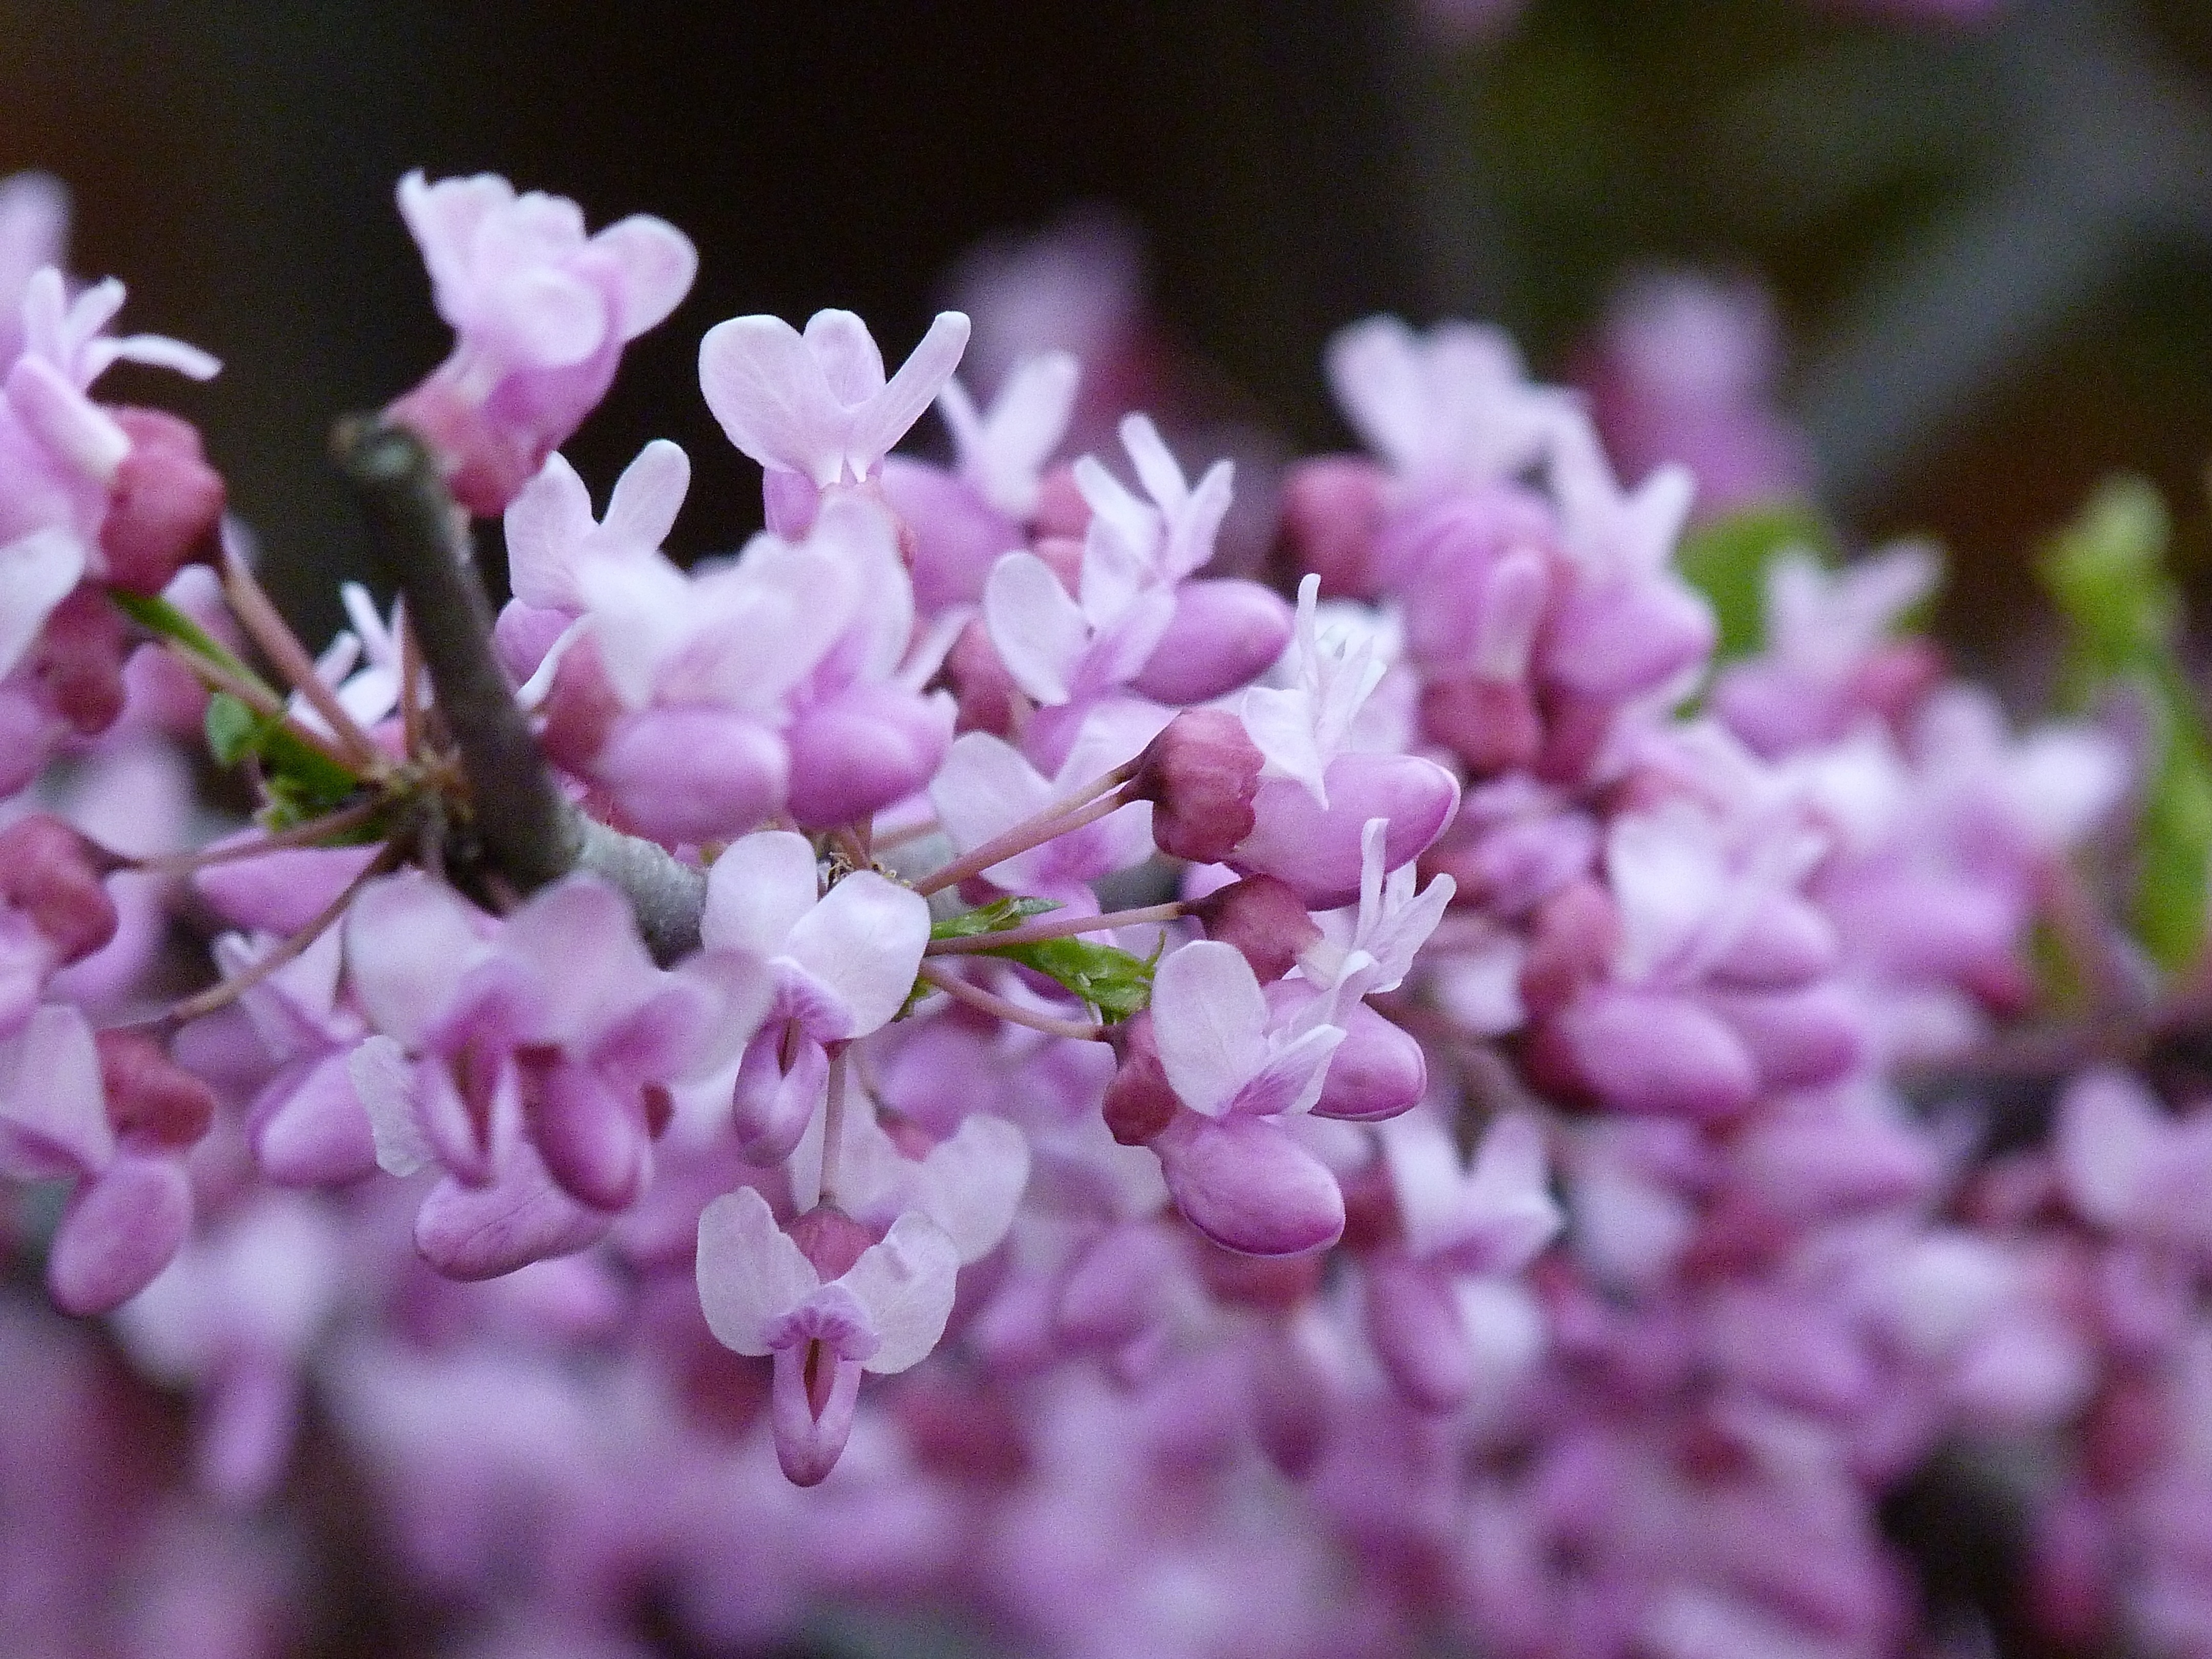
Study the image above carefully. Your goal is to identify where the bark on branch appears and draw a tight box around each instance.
[332,417,705,963]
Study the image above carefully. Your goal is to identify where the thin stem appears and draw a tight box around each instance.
[915,780,1136,898]
[926,900,1186,954]
[917,961,1105,1041]
[159,841,402,1028]
[819,1043,850,1204]
[162,641,364,775]
[132,799,386,875]
[396,600,427,762]
[221,544,388,772]
[871,815,942,851]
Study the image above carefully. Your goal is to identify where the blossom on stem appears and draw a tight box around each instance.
[386,172,696,515]
[699,306,970,534]
[700,832,931,1166]
[696,1185,959,1484]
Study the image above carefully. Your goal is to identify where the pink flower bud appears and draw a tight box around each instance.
[1129,579,1295,704]
[1102,1014,1178,1146]
[1153,1111,1345,1257]
[783,683,955,830]
[95,1029,216,1147]
[1189,874,1321,984]
[1420,673,1542,776]
[943,616,1020,739]
[97,408,224,594]
[1277,456,1387,598]
[1544,986,1758,1119]
[591,707,789,846]
[1130,708,1264,864]
[47,1150,193,1314]
[1310,1003,1427,1121]
[0,813,118,966]
[1517,878,1620,1019]
[1701,984,1864,1092]
[33,584,127,734]
[1363,1253,1474,1413]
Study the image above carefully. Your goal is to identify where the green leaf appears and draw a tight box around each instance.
[2039,476,2212,974]
[983,934,1156,1023]
[201,694,361,823]
[203,691,263,766]
[1674,501,1841,662]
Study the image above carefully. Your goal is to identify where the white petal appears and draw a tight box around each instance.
[701,831,820,958]
[1152,940,1270,1118]
[784,870,931,1040]
[349,1034,433,1178]
[983,550,1089,706]
[844,1209,960,1374]
[696,1185,819,1356]
[0,527,86,682]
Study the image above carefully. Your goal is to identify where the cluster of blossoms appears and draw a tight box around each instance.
[0,162,2204,1659]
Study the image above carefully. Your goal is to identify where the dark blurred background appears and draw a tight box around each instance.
[5,0,2211,671]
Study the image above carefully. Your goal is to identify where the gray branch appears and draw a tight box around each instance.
[332,418,705,963]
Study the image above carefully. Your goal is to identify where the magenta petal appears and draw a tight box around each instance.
[527,1059,651,1212]
[196,842,382,935]
[250,1051,378,1186]
[413,1147,614,1281]
[48,1152,194,1315]
[1131,579,1296,704]
[1364,1253,1474,1413]
[769,1342,863,1487]
[1154,1112,1344,1257]
[1703,984,1864,1092]
[592,707,789,844]
[782,683,954,830]
[1556,988,1758,1119]
[731,1024,829,1166]
[1311,1002,1428,1121]
[1232,753,1461,908]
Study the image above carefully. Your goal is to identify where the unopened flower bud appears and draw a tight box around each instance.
[1130,579,1295,704]
[1130,708,1264,864]
[785,1203,876,1281]
[1277,456,1387,598]
[34,585,128,734]
[96,1029,217,1147]
[1189,874,1320,984]
[942,616,1020,739]
[1517,878,1620,1020]
[97,408,225,594]
[1420,673,1542,776]
[0,814,119,966]
[1101,1013,1178,1146]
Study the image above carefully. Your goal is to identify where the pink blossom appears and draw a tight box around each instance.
[696,1186,959,1484]
[387,172,696,515]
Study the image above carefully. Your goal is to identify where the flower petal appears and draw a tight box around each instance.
[696,1184,819,1356]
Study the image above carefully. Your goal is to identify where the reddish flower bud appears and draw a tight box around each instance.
[98,408,225,594]
[96,1029,217,1147]
[33,585,127,734]
[1102,1013,1178,1146]
[1517,878,1620,1020]
[942,616,1020,739]
[0,814,119,966]
[785,1204,877,1281]
[1129,708,1263,864]
[1188,874,1319,984]
[1419,673,1542,776]
[1277,456,1387,598]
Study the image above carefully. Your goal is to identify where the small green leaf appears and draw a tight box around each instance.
[2039,476,2212,974]
[982,935,1156,1023]
[204,692,263,766]
[929,896,1059,941]
[1674,501,1841,662]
